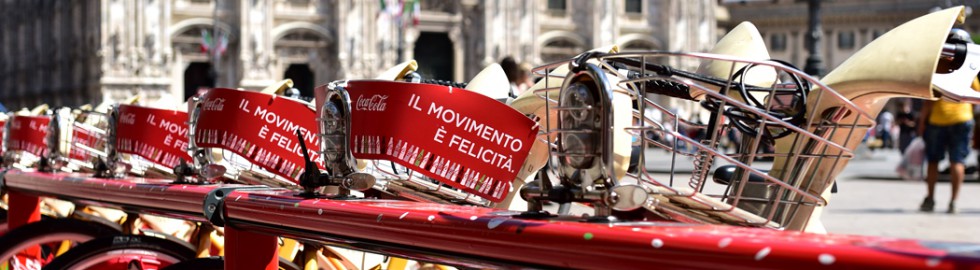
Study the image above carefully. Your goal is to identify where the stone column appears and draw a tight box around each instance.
[239,0,276,88]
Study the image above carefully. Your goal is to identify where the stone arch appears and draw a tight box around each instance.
[272,22,336,98]
[272,24,333,66]
[537,30,588,50]
[271,22,334,44]
[538,31,587,63]
[169,19,232,102]
[616,34,663,51]
[168,18,233,39]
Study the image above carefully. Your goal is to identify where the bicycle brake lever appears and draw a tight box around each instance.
[296,130,324,195]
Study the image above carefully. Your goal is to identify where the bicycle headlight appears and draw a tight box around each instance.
[555,63,615,188]
[559,80,599,169]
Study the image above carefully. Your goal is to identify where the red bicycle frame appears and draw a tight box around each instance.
[5,171,980,269]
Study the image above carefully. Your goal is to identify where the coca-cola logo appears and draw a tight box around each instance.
[202,97,225,111]
[119,112,136,125]
[355,95,388,112]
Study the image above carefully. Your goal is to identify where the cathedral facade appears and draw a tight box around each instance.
[0,0,718,109]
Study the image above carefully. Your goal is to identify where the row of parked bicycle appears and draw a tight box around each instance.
[3,6,980,270]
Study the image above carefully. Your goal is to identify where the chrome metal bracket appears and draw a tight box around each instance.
[203,186,272,227]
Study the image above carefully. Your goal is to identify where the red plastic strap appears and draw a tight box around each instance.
[7,116,50,157]
[115,105,192,168]
[323,81,538,203]
[194,88,323,183]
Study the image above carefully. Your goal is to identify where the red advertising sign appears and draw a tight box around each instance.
[7,115,50,157]
[115,105,192,168]
[315,81,538,203]
[194,88,323,183]
[68,124,106,162]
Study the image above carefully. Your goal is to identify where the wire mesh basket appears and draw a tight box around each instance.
[104,104,197,178]
[63,108,109,172]
[532,51,874,229]
[2,114,50,169]
[186,88,316,187]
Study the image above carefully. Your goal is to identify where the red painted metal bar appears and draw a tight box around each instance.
[223,188,980,270]
[3,170,240,221]
[224,226,278,270]
[5,189,40,230]
[5,189,42,258]
[7,170,980,269]
[3,170,284,270]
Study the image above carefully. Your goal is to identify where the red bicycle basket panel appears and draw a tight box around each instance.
[340,81,538,203]
[68,123,106,163]
[194,88,323,183]
[7,115,50,157]
[115,105,192,168]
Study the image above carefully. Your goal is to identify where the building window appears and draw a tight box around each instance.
[625,0,643,14]
[838,31,855,49]
[547,0,566,11]
[541,38,583,63]
[770,33,786,52]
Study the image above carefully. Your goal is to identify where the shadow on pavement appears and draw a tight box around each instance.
[830,208,980,215]
[850,175,980,183]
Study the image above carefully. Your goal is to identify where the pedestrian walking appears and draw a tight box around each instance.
[897,100,918,153]
[878,109,895,149]
[918,30,977,214]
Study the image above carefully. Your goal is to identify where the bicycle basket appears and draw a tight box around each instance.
[316,80,539,206]
[188,87,324,187]
[3,114,52,169]
[106,104,193,178]
[63,108,110,172]
[532,51,873,230]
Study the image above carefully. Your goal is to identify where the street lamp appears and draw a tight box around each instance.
[803,0,825,77]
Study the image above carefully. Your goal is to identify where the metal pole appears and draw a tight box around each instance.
[210,0,219,88]
[396,8,404,63]
[803,0,825,77]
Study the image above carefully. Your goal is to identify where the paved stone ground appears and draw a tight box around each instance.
[825,149,980,243]
[640,147,980,243]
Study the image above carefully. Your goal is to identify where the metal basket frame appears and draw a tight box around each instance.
[185,95,288,186]
[89,105,186,179]
[531,51,874,228]
[64,108,110,172]
[2,112,58,171]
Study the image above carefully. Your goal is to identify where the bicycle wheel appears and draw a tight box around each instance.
[0,218,122,268]
[162,256,302,270]
[42,235,196,270]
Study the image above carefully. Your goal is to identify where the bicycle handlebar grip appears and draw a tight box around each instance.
[641,79,696,101]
